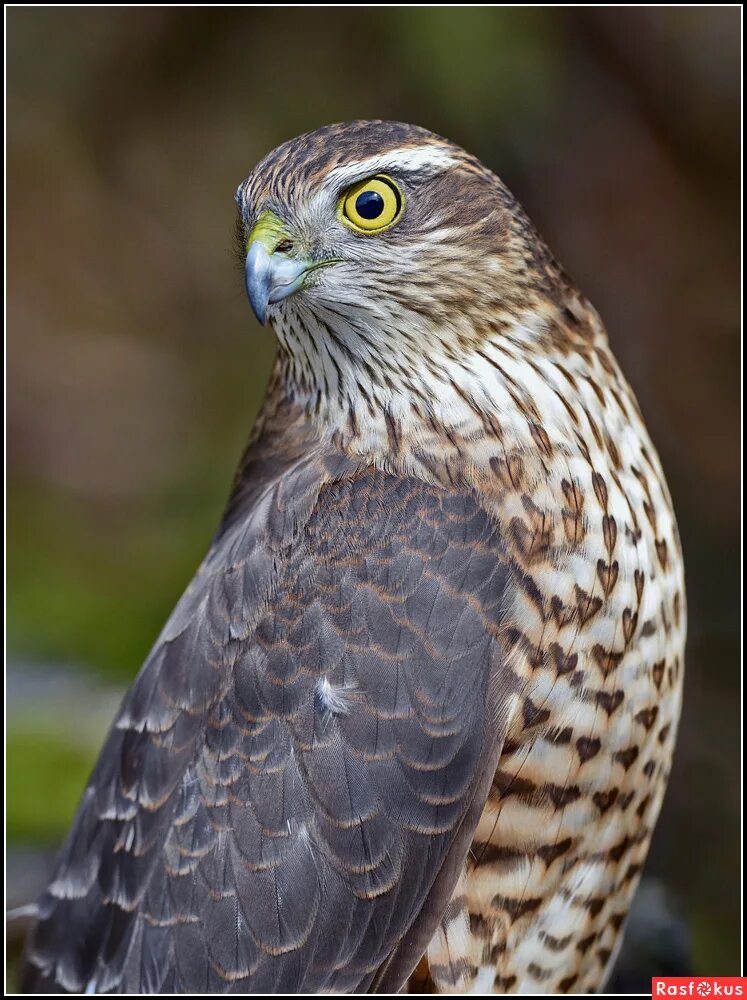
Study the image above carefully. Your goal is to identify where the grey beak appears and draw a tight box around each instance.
[244,241,308,326]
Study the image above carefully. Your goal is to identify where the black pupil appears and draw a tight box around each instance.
[355,189,384,220]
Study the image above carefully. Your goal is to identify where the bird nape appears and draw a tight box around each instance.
[22,120,685,995]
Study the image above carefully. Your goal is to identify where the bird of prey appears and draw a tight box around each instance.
[22,121,685,994]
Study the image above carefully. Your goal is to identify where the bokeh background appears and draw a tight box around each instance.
[6,6,740,987]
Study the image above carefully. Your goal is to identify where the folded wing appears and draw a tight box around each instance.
[24,440,515,993]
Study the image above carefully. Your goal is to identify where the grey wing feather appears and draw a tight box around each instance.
[23,450,515,994]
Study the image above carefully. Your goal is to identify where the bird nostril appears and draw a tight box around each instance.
[275,239,293,254]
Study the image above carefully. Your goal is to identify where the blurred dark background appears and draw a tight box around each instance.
[6,5,740,985]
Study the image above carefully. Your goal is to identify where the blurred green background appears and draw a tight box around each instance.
[6,5,740,986]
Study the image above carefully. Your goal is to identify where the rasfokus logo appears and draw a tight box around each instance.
[653,979,746,997]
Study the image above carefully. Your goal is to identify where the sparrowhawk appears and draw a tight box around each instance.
[23,120,685,994]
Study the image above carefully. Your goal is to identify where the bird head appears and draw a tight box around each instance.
[236,121,604,438]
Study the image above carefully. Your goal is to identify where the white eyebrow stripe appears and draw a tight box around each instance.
[326,145,457,187]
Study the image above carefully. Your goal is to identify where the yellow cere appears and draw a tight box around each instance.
[247,209,288,253]
[339,175,404,233]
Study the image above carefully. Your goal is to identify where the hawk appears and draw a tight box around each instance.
[22,121,685,994]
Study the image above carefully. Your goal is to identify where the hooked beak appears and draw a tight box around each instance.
[244,209,339,326]
[245,241,307,326]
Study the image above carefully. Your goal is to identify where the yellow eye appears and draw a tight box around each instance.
[339,175,404,233]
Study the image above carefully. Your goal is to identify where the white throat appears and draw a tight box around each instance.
[270,301,637,492]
